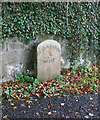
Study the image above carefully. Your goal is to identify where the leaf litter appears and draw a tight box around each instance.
[1,63,99,119]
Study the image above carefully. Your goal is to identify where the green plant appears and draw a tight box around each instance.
[1,62,99,101]
[15,73,25,83]
[2,2,99,64]
[1,71,40,100]
[71,61,78,75]
[78,61,91,73]
[15,71,35,84]
[61,68,66,73]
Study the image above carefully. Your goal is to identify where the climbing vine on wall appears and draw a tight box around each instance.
[2,2,99,63]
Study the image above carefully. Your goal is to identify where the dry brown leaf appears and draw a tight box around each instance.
[47,106,50,108]
[51,104,54,106]
[35,99,37,101]
[20,99,25,101]
[13,106,17,109]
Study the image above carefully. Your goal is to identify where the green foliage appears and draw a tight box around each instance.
[1,63,99,100]
[1,71,40,100]
[71,60,91,74]
[61,68,66,73]
[2,2,99,62]
[15,71,39,85]
[78,61,91,72]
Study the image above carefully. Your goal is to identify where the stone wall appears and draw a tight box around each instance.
[0,37,38,83]
[0,34,96,83]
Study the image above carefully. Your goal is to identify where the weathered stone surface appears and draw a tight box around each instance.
[0,37,38,83]
[37,40,61,82]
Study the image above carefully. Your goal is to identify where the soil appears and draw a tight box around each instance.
[1,92,100,120]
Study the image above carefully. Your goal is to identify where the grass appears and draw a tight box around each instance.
[0,62,99,101]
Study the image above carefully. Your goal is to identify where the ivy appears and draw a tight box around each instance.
[2,2,99,63]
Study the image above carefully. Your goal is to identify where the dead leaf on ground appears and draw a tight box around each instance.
[61,103,65,106]
[3,115,7,118]
[90,104,94,107]
[20,99,25,101]
[26,100,32,104]
[89,113,94,116]
[66,115,69,118]
[47,112,51,115]
[51,104,54,106]
[28,105,31,108]
[90,97,93,100]
[13,106,17,109]
[84,115,90,118]
[36,112,40,116]
[44,108,47,110]
[35,99,37,101]
[47,106,50,108]
[53,110,56,113]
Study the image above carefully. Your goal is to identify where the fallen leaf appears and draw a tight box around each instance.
[89,113,94,116]
[66,115,69,118]
[16,80,20,82]
[44,108,47,110]
[51,104,54,106]
[13,106,17,109]
[24,95,28,97]
[85,115,90,118]
[10,103,14,106]
[90,97,93,100]
[90,104,94,107]
[8,99,12,102]
[27,93,31,97]
[40,84,43,87]
[16,95,19,98]
[26,100,32,104]
[21,99,25,101]
[53,110,56,113]
[35,99,37,101]
[54,93,59,96]
[61,103,65,106]
[28,105,31,108]
[47,112,51,115]
[47,106,50,108]
[36,93,40,98]
[3,115,7,118]
[36,112,40,116]
[68,73,70,76]
[57,96,61,98]
[44,81,48,84]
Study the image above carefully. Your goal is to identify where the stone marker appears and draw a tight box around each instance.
[37,40,61,82]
